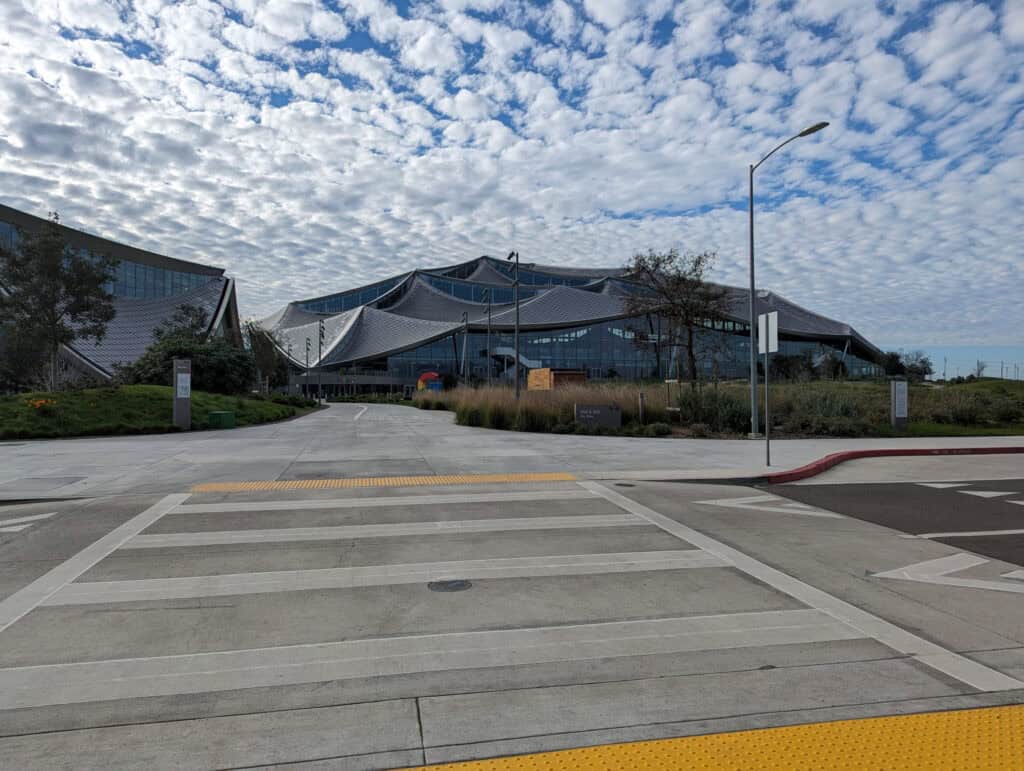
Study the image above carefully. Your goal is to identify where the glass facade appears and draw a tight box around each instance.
[370,320,881,382]
[1,218,213,300]
[107,259,212,299]
[422,274,539,304]
[299,275,405,313]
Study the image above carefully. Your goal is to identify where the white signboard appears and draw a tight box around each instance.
[176,373,191,399]
[758,311,779,354]
[891,380,908,428]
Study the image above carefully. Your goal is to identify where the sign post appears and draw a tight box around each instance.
[172,358,191,431]
[757,312,778,465]
[891,379,908,430]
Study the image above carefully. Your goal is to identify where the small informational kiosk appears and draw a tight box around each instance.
[891,379,908,430]
[173,358,192,431]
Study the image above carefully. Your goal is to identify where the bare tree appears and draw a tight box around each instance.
[623,249,729,388]
[974,359,987,379]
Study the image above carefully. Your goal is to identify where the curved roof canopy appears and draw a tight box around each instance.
[265,256,881,367]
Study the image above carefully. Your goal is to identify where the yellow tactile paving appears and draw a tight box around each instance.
[191,472,577,493]
[412,705,1024,770]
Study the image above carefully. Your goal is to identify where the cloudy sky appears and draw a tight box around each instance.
[1,0,1022,366]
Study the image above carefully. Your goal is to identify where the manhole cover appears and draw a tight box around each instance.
[615,483,636,488]
[428,579,472,592]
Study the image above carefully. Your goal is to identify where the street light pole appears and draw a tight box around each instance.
[305,337,311,398]
[483,288,492,387]
[507,250,520,399]
[748,121,829,436]
[317,319,325,403]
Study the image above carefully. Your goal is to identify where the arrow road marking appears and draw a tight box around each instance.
[696,495,842,518]
[874,554,1024,595]
[959,490,1014,498]
[917,483,969,489]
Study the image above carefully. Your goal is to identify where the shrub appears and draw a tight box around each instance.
[644,422,671,437]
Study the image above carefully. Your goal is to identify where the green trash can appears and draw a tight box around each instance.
[207,411,236,429]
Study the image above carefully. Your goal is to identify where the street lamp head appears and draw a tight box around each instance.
[506,251,517,261]
[798,121,829,137]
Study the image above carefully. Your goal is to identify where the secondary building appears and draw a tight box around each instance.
[0,203,241,383]
[262,255,883,395]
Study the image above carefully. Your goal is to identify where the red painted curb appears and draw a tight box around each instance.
[764,446,1024,485]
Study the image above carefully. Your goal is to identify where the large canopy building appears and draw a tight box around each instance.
[0,204,241,383]
[264,255,883,394]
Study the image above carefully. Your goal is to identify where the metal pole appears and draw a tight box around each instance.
[486,291,492,387]
[305,337,310,398]
[764,349,770,466]
[513,252,521,399]
[460,311,469,381]
[748,164,759,436]
[317,321,324,404]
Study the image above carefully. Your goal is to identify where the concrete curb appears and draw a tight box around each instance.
[656,446,1024,487]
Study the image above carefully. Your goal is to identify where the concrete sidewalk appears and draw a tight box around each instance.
[1,402,1022,500]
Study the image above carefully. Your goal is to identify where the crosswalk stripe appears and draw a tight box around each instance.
[0,609,860,709]
[43,550,727,606]
[126,514,642,548]
[172,489,597,515]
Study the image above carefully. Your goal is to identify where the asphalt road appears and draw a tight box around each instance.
[771,478,1024,567]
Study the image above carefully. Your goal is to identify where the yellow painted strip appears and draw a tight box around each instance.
[191,472,577,493]
[412,705,1024,770]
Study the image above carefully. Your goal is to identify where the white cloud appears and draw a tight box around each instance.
[0,0,1020,347]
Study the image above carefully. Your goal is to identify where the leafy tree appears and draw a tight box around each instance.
[153,303,210,342]
[244,320,290,389]
[118,303,256,394]
[902,350,933,383]
[0,213,117,390]
[816,350,848,380]
[624,249,729,387]
[881,351,906,376]
[0,324,48,391]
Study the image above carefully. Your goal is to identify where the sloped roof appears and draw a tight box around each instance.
[383,276,514,322]
[463,260,514,285]
[270,255,882,365]
[323,307,462,365]
[261,302,329,331]
[72,277,228,374]
[485,285,627,329]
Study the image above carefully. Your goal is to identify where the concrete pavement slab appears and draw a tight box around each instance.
[0,698,421,770]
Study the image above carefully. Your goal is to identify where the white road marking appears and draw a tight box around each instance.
[1009,501,1024,507]
[696,495,842,519]
[917,483,969,489]
[0,525,31,533]
[43,550,726,606]
[353,406,368,421]
[874,554,1024,596]
[0,609,861,709]
[1002,570,1024,581]
[959,490,1014,498]
[917,528,1024,539]
[174,489,596,514]
[0,512,57,527]
[0,495,189,634]
[582,481,1024,693]
[126,514,642,548]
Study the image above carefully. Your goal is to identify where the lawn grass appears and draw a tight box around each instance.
[0,385,318,439]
